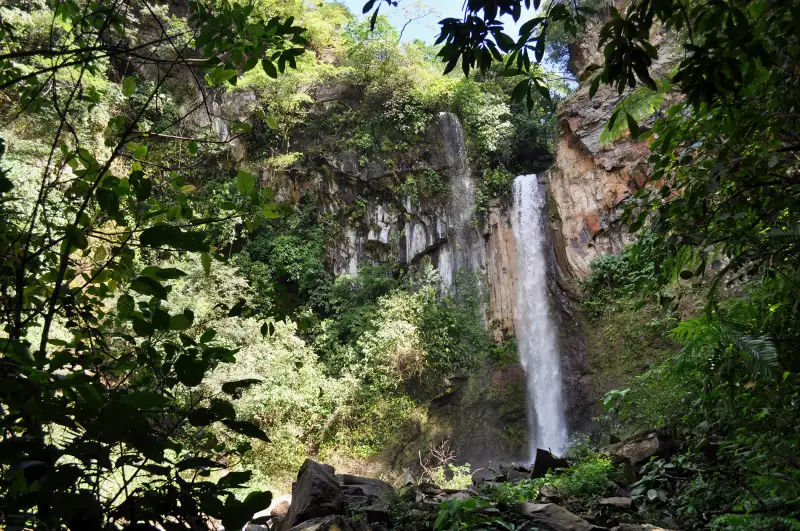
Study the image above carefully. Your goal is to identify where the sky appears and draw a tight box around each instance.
[341,0,534,44]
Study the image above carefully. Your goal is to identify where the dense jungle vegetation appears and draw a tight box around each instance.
[1,0,799,529]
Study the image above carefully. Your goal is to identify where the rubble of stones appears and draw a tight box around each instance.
[245,431,678,531]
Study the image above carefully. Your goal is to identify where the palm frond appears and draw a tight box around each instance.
[599,79,671,146]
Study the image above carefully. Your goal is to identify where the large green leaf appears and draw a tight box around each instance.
[175,355,206,387]
[139,225,209,252]
[221,419,269,441]
[130,276,167,299]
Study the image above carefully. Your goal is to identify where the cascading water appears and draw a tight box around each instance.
[511,174,569,459]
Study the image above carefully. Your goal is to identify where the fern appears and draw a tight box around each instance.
[671,317,779,380]
[599,79,671,146]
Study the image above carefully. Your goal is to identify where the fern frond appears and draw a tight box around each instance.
[725,330,779,379]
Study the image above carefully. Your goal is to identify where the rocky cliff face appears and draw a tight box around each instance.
[547,7,679,281]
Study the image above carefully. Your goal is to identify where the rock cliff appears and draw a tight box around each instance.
[547,5,679,281]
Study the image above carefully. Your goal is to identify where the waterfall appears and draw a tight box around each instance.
[437,112,485,304]
[511,174,568,459]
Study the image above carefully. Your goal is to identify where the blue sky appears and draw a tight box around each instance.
[341,0,533,43]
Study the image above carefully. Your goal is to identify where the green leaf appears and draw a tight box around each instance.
[118,294,135,317]
[65,226,89,250]
[231,122,252,134]
[228,298,246,317]
[265,115,279,130]
[222,419,270,441]
[129,276,168,299]
[625,112,641,139]
[175,355,206,387]
[221,378,262,396]
[262,59,278,79]
[589,75,602,97]
[178,457,222,471]
[188,141,198,155]
[236,170,256,196]
[200,329,217,343]
[0,339,34,366]
[169,312,193,331]
[96,188,120,216]
[188,408,216,426]
[261,203,281,219]
[241,490,272,515]
[218,470,252,487]
[122,391,169,409]
[140,225,209,252]
[210,399,236,419]
[122,77,137,97]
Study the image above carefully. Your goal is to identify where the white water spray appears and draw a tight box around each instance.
[511,174,568,459]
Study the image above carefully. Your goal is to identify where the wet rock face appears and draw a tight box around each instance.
[485,201,518,340]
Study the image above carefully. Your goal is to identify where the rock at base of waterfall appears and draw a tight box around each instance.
[607,431,677,466]
[279,459,345,530]
[286,515,354,531]
[532,448,570,479]
[501,463,532,483]
[599,497,633,510]
[520,502,595,531]
[335,473,393,492]
[271,500,290,518]
[537,484,563,504]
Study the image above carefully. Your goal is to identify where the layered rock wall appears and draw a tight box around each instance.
[547,6,679,281]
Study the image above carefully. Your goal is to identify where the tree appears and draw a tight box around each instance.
[0,0,308,528]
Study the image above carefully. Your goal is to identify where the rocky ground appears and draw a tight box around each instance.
[238,431,679,531]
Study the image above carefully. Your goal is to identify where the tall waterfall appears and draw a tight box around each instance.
[437,112,485,302]
[511,174,568,458]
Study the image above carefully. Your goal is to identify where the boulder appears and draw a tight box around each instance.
[531,449,570,479]
[501,464,531,483]
[287,515,354,531]
[443,491,472,502]
[537,484,563,504]
[418,482,443,496]
[336,474,393,492]
[271,500,290,518]
[607,431,676,466]
[598,497,633,510]
[341,483,386,498]
[363,502,391,523]
[343,494,370,506]
[520,502,595,531]
[280,460,346,531]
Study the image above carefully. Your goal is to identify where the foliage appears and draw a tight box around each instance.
[475,167,514,213]
[434,496,514,531]
[579,232,663,315]
[430,462,474,490]
[551,453,615,499]
[599,272,800,529]
[0,0,309,528]
[481,479,540,506]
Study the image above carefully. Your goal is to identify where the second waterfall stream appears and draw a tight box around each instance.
[511,174,569,459]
